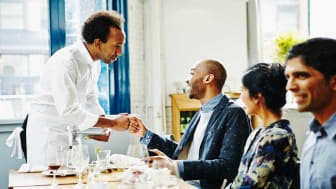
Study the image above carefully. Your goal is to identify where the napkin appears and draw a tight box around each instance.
[6,127,23,159]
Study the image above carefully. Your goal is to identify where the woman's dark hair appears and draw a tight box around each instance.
[82,10,124,44]
[242,63,287,113]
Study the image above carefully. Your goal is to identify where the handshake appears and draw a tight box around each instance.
[90,114,147,141]
[107,113,147,137]
[127,115,147,138]
[92,114,180,177]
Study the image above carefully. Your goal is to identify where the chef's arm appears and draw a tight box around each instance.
[93,115,129,131]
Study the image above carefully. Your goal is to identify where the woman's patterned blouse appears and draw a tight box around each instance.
[229,119,299,189]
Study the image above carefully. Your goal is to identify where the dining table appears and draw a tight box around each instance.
[8,169,197,189]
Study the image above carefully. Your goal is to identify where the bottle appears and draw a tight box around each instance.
[186,111,191,125]
[180,112,186,134]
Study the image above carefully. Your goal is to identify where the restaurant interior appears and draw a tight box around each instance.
[1,0,335,188]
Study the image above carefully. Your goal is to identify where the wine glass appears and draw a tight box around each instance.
[71,144,90,189]
[127,143,149,165]
[47,143,62,189]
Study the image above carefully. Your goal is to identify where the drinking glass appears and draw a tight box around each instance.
[71,144,90,189]
[61,146,71,169]
[96,150,111,172]
[47,143,62,189]
[152,159,178,187]
[87,163,98,188]
[127,144,149,164]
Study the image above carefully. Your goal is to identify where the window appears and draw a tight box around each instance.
[260,0,308,62]
[0,0,49,120]
[309,0,336,38]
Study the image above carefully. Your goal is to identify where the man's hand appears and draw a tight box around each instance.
[149,149,167,156]
[145,155,179,176]
[111,115,129,131]
[88,128,111,142]
[128,117,146,137]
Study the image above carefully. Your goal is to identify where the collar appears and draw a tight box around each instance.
[265,119,290,131]
[309,113,336,139]
[76,41,96,66]
[200,93,223,113]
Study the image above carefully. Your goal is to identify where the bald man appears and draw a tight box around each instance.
[129,60,252,189]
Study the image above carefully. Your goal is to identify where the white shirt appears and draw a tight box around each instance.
[187,110,214,160]
[26,42,105,170]
[30,41,104,130]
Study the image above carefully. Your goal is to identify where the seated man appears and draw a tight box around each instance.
[128,59,251,189]
[285,38,336,188]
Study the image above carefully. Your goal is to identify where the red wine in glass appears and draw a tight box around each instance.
[49,164,61,171]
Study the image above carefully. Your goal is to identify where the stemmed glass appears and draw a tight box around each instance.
[47,143,62,189]
[127,143,149,165]
[71,144,90,189]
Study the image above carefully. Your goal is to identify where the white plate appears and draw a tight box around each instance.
[41,169,76,177]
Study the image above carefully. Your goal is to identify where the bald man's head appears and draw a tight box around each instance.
[199,59,227,90]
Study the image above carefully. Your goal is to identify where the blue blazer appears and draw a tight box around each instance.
[146,95,252,189]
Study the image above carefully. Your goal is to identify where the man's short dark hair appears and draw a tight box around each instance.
[286,37,336,80]
[82,10,124,44]
[204,60,227,90]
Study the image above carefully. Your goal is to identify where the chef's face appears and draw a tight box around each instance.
[98,27,125,64]
[185,63,206,100]
[285,57,333,113]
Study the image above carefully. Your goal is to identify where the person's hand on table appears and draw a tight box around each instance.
[128,117,146,137]
[144,149,179,177]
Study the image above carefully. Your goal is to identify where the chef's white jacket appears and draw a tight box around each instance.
[26,41,105,170]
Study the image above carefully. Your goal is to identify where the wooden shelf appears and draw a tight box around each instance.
[170,94,201,142]
[169,92,246,141]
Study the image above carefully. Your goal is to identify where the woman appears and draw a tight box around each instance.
[228,63,298,188]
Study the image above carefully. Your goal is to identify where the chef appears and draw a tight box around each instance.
[26,10,129,170]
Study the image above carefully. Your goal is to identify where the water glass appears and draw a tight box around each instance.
[71,144,89,189]
[127,144,149,163]
[96,150,111,172]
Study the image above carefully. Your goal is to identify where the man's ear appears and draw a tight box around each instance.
[329,75,336,91]
[94,38,102,49]
[203,74,214,84]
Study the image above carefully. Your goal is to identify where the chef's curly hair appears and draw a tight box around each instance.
[242,63,287,114]
[82,10,124,44]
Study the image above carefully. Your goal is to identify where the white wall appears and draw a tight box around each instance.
[310,0,336,38]
[129,0,311,156]
[161,0,248,102]
[140,0,249,133]
[128,0,146,117]
[284,109,312,156]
